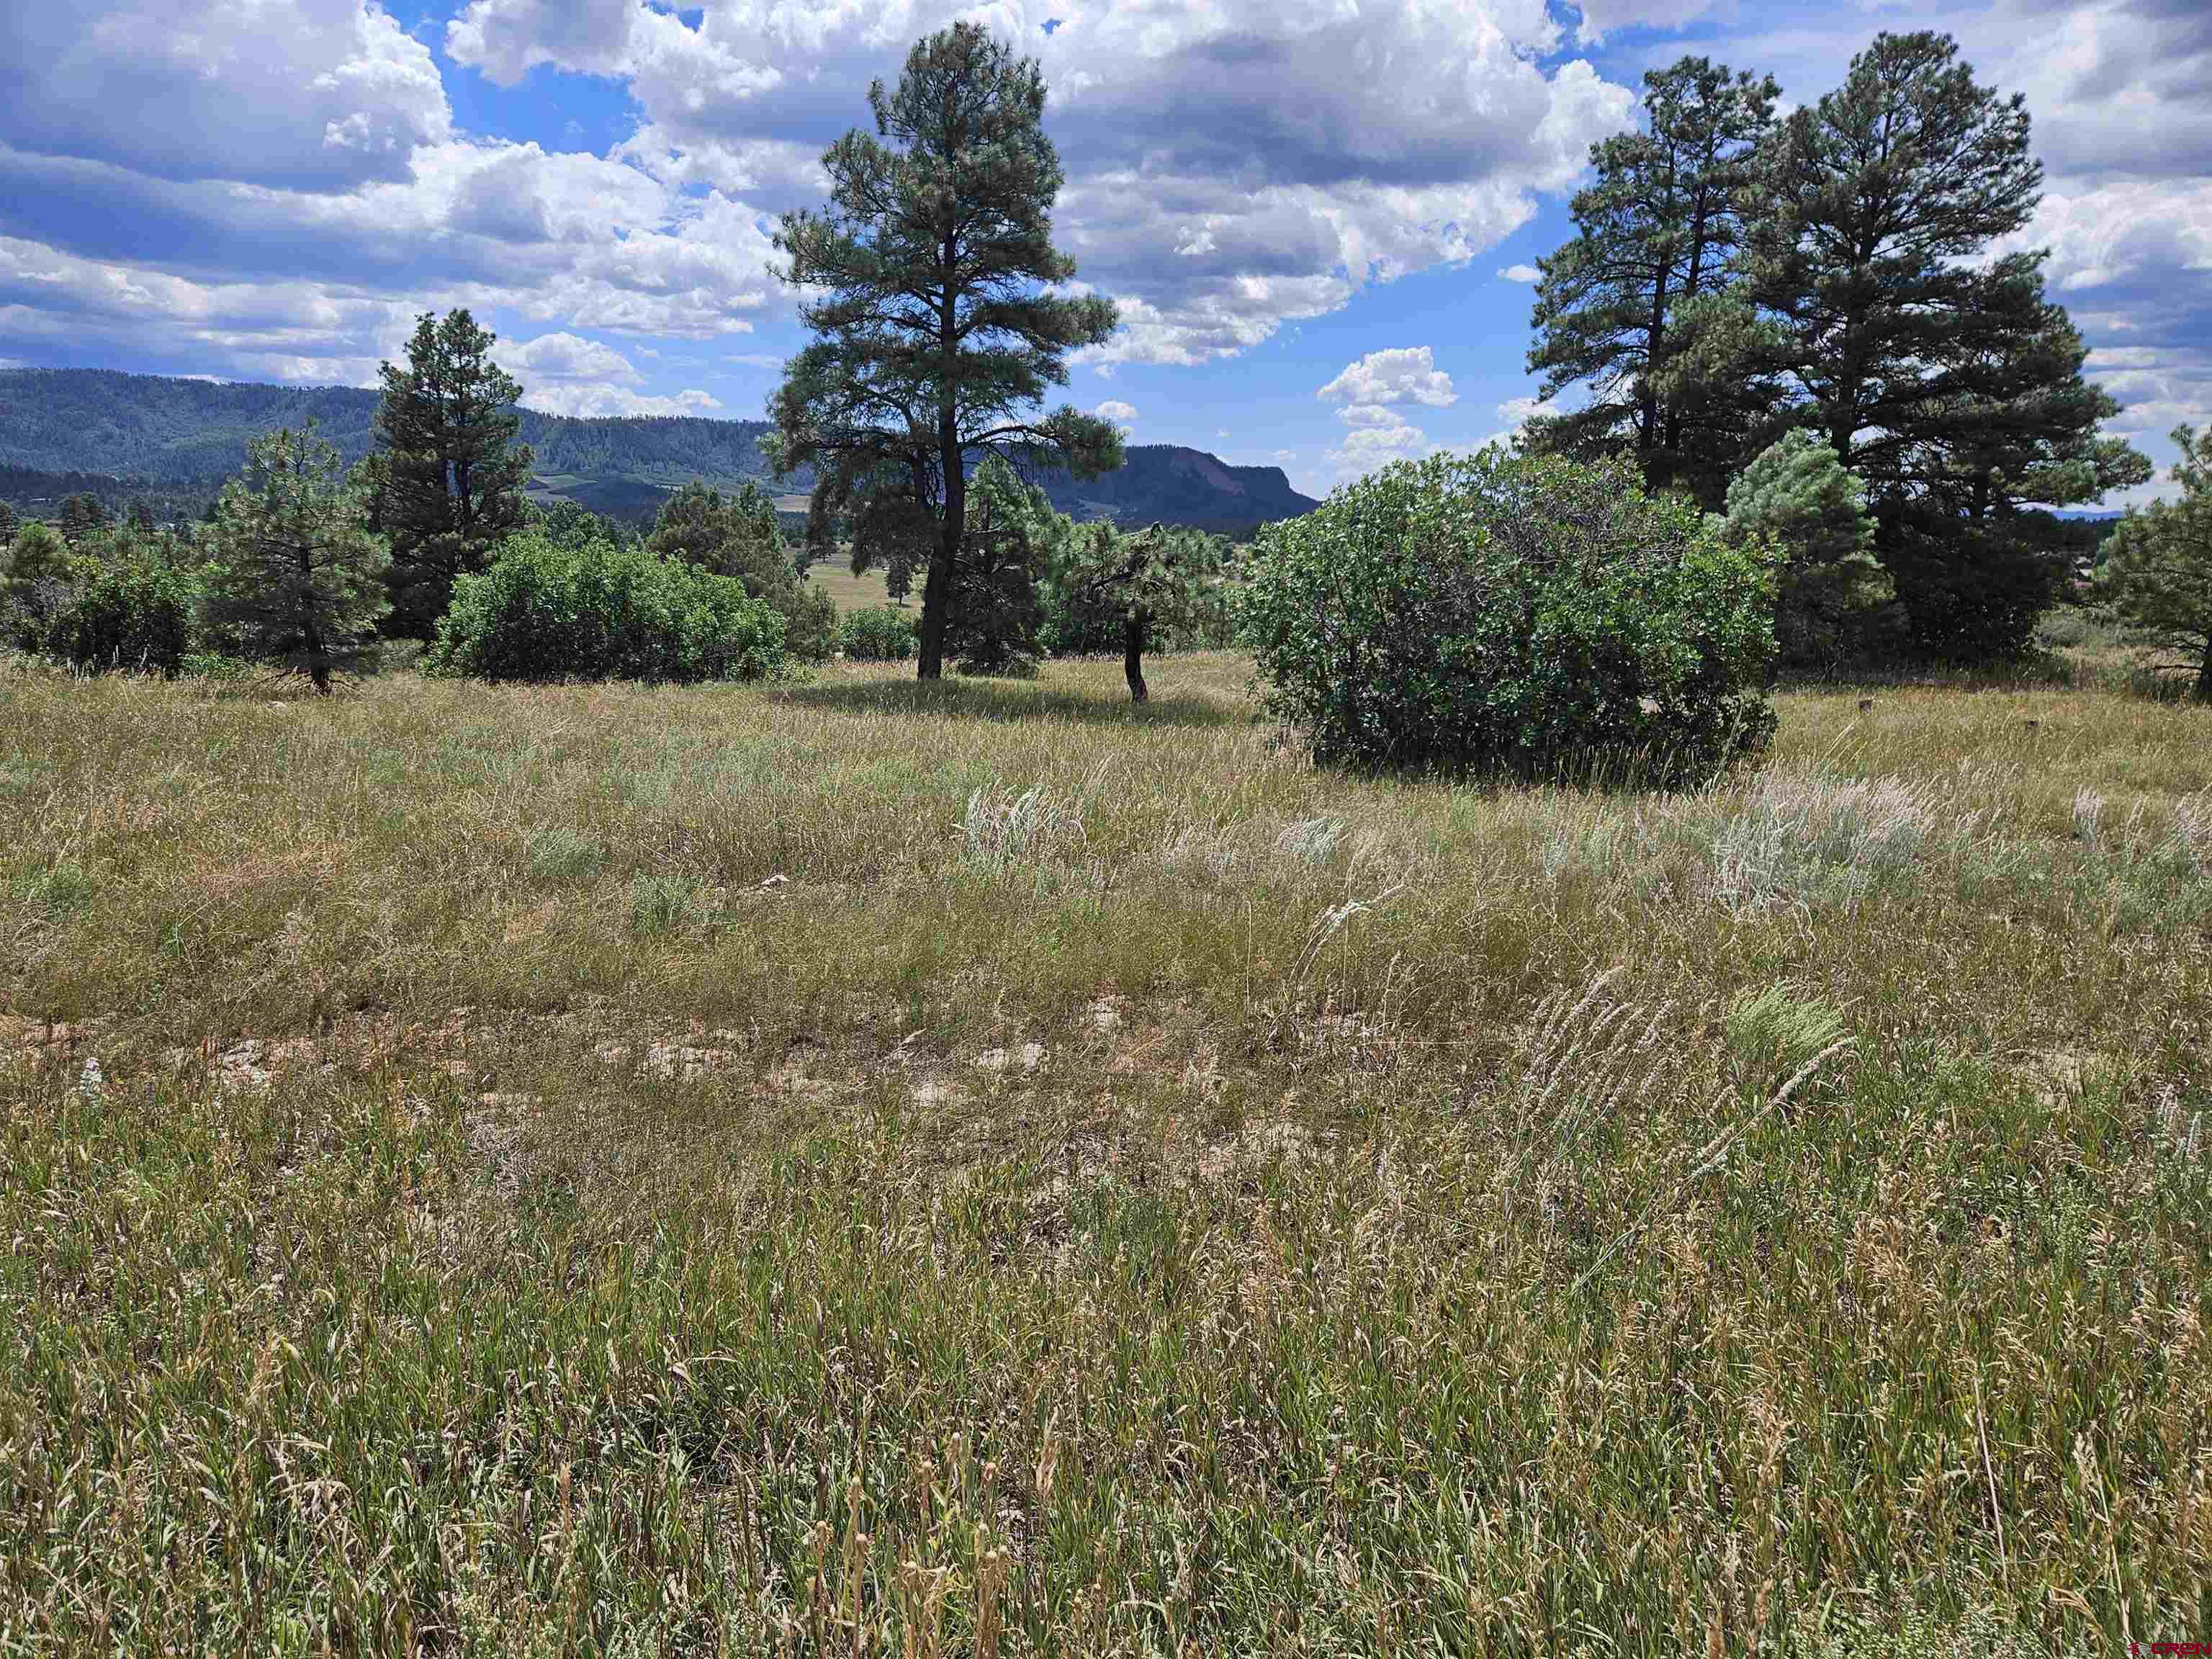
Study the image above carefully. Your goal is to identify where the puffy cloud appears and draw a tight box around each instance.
[1983,0,2212,182]
[0,0,449,189]
[1498,264,1541,282]
[1988,171,2212,502]
[0,138,778,343]
[1323,416,1430,483]
[1094,399,1138,423]
[446,0,640,84]
[497,332,642,386]
[2000,179,2212,299]
[441,0,1637,366]
[0,235,419,385]
[1317,346,1457,409]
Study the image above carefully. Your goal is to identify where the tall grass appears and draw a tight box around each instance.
[2,655,2208,1653]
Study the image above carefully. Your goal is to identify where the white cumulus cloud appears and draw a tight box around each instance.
[1317,346,1457,409]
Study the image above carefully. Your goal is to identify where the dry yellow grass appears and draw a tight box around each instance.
[2,652,2208,1653]
[804,558,901,613]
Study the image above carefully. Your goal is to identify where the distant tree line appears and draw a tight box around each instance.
[2,284,1238,698]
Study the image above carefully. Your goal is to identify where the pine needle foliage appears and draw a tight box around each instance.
[202,423,390,693]
[767,22,1120,680]
[2098,425,2212,703]
[1723,431,1896,671]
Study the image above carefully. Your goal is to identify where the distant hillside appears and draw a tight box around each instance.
[0,368,1315,536]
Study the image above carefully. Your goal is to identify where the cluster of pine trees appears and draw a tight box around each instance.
[1524,33,2150,665]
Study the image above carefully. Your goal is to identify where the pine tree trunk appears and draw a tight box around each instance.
[1123,615,1148,704]
[304,616,331,694]
[920,393,963,680]
[917,553,953,680]
[2194,650,2212,705]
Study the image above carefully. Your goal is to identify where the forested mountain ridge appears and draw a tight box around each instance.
[0,368,1316,534]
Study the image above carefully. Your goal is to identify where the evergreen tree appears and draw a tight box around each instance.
[943,456,1063,676]
[1722,432,1895,670]
[204,423,390,693]
[645,480,837,659]
[1526,56,1778,504]
[1048,521,1226,701]
[58,492,108,544]
[6,518,69,589]
[126,499,157,534]
[0,500,20,544]
[646,480,796,603]
[1740,32,2149,659]
[768,22,1122,679]
[372,310,533,634]
[2098,426,2212,703]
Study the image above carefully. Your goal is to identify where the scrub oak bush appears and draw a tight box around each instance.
[1238,449,1779,786]
[840,604,918,661]
[44,549,201,675]
[428,532,786,684]
[5,526,202,675]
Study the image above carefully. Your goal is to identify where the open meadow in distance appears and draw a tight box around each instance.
[3,652,2208,1653]
[804,560,900,615]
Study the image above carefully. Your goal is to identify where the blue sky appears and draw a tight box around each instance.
[1,0,2205,503]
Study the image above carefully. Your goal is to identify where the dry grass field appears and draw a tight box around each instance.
[801,559,899,614]
[2,650,2208,1654]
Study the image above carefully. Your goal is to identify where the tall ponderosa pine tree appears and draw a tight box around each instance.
[1526,56,1778,505]
[768,22,1121,679]
[372,309,533,634]
[204,423,390,693]
[1740,31,2148,659]
[2098,426,2212,703]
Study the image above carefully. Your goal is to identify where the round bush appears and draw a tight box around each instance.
[1238,450,1779,786]
[428,533,786,683]
[839,604,918,661]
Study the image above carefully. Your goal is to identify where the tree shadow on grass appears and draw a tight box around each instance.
[774,676,1238,729]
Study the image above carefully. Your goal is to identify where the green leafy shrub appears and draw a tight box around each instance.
[43,549,202,675]
[1238,449,1778,786]
[840,605,918,661]
[427,533,786,684]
